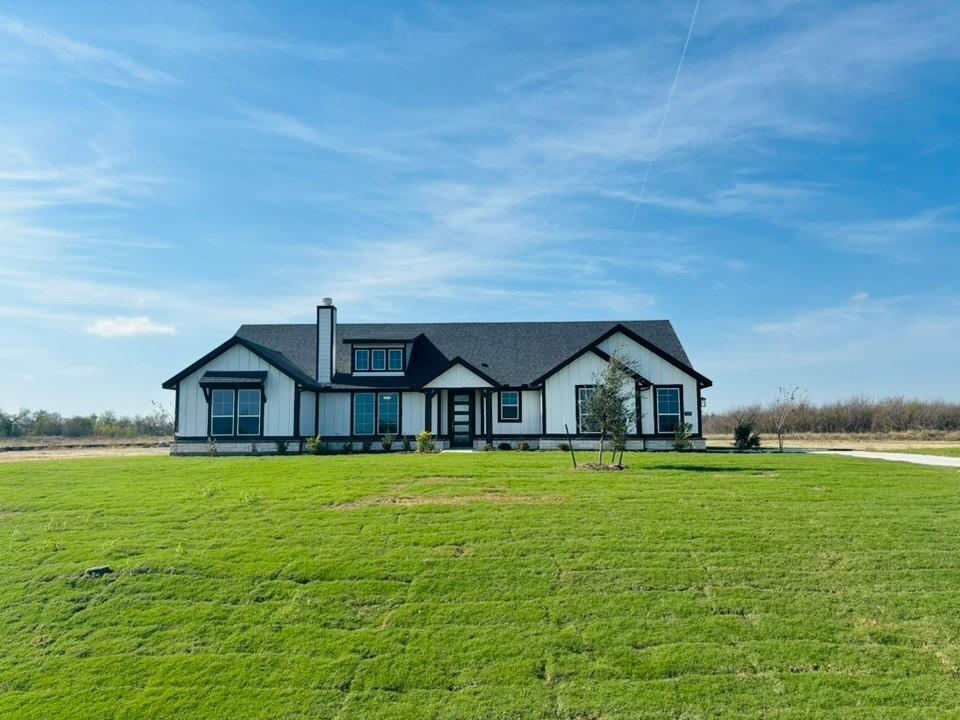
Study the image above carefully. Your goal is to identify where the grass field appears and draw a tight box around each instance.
[2,452,960,719]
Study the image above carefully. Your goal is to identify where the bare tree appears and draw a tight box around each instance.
[772,385,803,452]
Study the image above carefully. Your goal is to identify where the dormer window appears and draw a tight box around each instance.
[354,349,370,371]
[388,348,403,371]
[352,346,405,373]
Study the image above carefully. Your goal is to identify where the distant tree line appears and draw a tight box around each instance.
[705,396,960,435]
[0,403,173,438]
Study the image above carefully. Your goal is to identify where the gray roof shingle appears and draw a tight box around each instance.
[234,320,707,389]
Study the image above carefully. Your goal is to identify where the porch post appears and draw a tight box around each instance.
[424,390,434,433]
[485,390,494,443]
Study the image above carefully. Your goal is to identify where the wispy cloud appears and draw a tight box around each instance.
[0,15,173,87]
[86,316,176,338]
[809,206,959,258]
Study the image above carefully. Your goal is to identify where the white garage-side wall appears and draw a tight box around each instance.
[318,392,351,436]
[597,332,701,435]
[491,390,542,435]
[177,343,296,437]
[299,390,317,437]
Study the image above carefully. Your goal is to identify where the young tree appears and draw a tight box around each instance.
[772,385,803,452]
[582,351,639,466]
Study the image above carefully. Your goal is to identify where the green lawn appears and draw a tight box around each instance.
[2,452,960,719]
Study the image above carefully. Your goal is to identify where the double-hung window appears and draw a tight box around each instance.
[577,386,598,433]
[656,387,682,433]
[211,389,235,436]
[354,349,370,371]
[371,349,386,371]
[237,389,261,435]
[353,393,375,435]
[499,391,521,422]
[377,393,399,434]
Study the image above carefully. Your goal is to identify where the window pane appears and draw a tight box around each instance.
[211,416,233,435]
[501,406,519,420]
[372,349,386,371]
[353,393,375,434]
[212,389,234,416]
[355,349,369,371]
[659,415,679,433]
[238,389,260,416]
[237,416,260,435]
[388,349,403,370]
[578,386,598,433]
[378,393,399,434]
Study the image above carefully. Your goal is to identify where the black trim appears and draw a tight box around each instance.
[497,390,522,423]
[174,382,180,437]
[447,390,476,448]
[653,384,684,435]
[208,387,264,440]
[417,356,500,389]
[529,324,711,388]
[351,345,406,373]
[162,336,314,389]
[293,386,301,437]
[574,384,597,435]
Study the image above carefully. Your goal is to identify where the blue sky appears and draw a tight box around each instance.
[0,0,958,416]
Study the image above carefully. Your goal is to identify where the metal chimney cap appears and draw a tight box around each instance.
[320,297,333,307]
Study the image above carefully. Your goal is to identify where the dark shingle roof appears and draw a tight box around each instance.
[234,320,707,389]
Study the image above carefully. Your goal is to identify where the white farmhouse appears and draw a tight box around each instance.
[163,299,712,453]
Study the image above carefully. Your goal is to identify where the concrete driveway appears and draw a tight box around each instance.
[812,450,960,468]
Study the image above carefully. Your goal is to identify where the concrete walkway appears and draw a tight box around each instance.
[812,450,960,468]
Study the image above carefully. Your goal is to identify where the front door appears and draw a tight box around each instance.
[449,391,474,448]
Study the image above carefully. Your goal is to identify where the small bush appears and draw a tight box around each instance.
[733,419,761,450]
[497,442,512,451]
[517,441,531,451]
[361,440,372,452]
[558,442,570,452]
[381,433,395,452]
[207,438,218,456]
[250,442,259,456]
[416,431,435,453]
[402,436,412,452]
[306,436,325,455]
[672,422,693,451]
[483,442,495,452]
[275,440,289,455]
[342,441,353,454]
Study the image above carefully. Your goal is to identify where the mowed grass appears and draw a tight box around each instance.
[2,452,960,719]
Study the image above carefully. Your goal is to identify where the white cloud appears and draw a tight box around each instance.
[86,316,176,338]
[0,15,173,87]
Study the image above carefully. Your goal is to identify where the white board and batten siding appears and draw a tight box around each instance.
[544,332,701,435]
[318,392,351,436]
[423,364,492,389]
[177,343,296,437]
[299,390,317,437]
[490,390,542,434]
[598,332,700,435]
[402,392,425,436]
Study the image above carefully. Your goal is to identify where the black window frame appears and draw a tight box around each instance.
[387,348,403,371]
[351,391,404,437]
[575,384,599,434]
[354,349,370,372]
[352,392,376,435]
[208,387,264,439]
[351,346,405,373]
[654,385,683,435]
[498,390,522,423]
[377,392,400,435]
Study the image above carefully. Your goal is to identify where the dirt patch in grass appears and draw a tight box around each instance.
[575,463,627,472]
[327,493,563,510]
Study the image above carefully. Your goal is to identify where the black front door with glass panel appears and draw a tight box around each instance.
[449,391,474,448]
